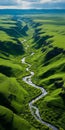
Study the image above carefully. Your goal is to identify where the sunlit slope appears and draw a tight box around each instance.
[26,15,65,129]
[0,105,37,130]
[0,16,41,130]
[0,14,65,130]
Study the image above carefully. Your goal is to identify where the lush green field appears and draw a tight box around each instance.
[0,15,51,130]
[25,15,65,130]
[0,14,65,130]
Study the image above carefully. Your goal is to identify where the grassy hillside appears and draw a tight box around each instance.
[25,15,65,130]
[0,15,51,130]
[0,14,65,130]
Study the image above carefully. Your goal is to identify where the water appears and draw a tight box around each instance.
[22,57,58,130]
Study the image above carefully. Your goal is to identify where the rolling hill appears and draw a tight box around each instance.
[0,10,65,130]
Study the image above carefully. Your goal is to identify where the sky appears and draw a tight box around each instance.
[0,0,65,9]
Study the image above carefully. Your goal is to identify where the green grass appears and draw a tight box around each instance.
[0,105,37,130]
[0,14,65,130]
[0,15,51,130]
[24,15,65,130]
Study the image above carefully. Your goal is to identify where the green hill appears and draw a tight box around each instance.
[25,15,65,130]
[0,15,44,130]
[0,14,65,130]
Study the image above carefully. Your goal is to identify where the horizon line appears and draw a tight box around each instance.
[0,8,65,10]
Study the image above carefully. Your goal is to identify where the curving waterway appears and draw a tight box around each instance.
[21,57,58,130]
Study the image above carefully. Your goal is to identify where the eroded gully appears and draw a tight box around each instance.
[21,57,58,130]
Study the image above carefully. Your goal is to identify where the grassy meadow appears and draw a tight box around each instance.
[0,14,65,130]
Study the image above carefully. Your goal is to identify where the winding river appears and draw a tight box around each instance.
[22,57,58,130]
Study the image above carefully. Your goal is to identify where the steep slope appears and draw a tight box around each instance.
[25,15,65,130]
[0,15,44,130]
[0,14,65,130]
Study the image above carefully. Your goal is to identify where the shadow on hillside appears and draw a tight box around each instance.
[60,92,65,106]
[40,68,56,79]
[48,77,63,85]
[0,93,11,108]
[0,92,17,113]
[0,51,9,57]
[35,28,41,33]
[0,22,28,38]
[23,17,42,27]
[0,40,24,56]
[32,22,42,28]
[0,65,12,77]
[44,47,65,63]
[35,28,45,36]
[33,35,53,49]
[0,104,13,130]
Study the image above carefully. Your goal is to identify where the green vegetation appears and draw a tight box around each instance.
[25,15,65,130]
[0,15,51,130]
[0,14,65,130]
